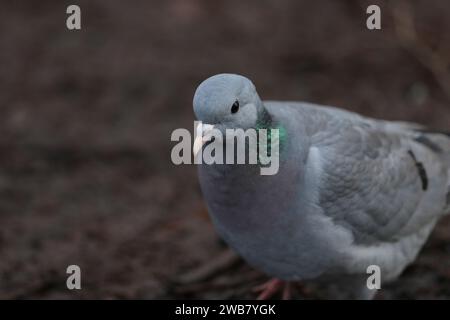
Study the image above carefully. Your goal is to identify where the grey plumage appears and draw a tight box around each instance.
[193,74,450,299]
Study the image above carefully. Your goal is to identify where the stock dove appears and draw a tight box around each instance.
[192,73,450,299]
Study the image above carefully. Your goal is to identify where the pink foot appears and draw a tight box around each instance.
[282,282,291,300]
[253,278,292,300]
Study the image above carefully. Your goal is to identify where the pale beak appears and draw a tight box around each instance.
[193,123,215,157]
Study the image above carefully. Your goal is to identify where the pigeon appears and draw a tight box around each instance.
[192,73,450,299]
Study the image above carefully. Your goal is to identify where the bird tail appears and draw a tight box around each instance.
[446,167,450,214]
[413,129,450,213]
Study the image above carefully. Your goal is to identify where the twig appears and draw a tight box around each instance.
[391,0,450,101]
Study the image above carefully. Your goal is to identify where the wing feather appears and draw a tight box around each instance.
[313,117,448,245]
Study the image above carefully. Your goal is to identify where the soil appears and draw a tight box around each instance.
[0,0,449,299]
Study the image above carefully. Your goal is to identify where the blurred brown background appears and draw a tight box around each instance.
[0,0,449,299]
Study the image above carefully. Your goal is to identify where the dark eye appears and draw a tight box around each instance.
[231,100,239,114]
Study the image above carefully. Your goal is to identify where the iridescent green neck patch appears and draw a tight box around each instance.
[255,110,287,161]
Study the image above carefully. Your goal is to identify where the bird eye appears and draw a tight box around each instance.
[231,100,239,114]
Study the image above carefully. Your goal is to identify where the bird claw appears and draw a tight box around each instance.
[253,278,292,300]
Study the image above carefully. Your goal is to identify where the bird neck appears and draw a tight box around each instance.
[255,107,287,157]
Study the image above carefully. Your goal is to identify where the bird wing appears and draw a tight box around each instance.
[310,112,449,245]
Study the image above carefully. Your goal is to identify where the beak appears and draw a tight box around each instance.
[193,123,215,157]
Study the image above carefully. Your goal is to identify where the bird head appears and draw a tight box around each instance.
[192,73,264,155]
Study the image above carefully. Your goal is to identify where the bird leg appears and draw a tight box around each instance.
[282,282,292,300]
[253,278,292,300]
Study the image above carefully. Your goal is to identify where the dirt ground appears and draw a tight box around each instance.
[0,0,450,299]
